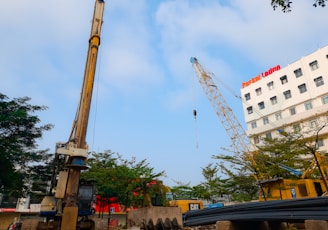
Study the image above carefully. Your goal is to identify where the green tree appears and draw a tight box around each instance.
[196,163,227,203]
[213,148,261,202]
[213,157,259,201]
[220,172,258,202]
[29,156,55,202]
[81,150,167,210]
[170,183,194,199]
[255,133,310,179]
[271,0,326,12]
[0,93,53,199]
[213,121,328,201]
[256,121,328,179]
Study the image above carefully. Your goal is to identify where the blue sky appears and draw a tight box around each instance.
[1,0,327,187]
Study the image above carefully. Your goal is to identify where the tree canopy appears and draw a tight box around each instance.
[213,124,328,201]
[0,93,53,201]
[271,0,326,12]
[81,151,168,210]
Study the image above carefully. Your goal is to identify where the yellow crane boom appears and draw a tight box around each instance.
[40,1,105,229]
[190,57,251,155]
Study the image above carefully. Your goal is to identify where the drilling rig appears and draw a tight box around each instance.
[38,1,105,229]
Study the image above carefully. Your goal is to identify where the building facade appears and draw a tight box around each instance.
[240,45,328,151]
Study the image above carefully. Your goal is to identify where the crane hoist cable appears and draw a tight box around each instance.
[192,68,199,148]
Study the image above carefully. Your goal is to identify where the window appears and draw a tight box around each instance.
[294,68,303,78]
[310,120,318,128]
[309,60,319,70]
[322,95,328,104]
[284,90,292,99]
[298,83,307,93]
[265,132,272,140]
[298,184,308,197]
[247,106,253,114]
[254,136,260,144]
[258,101,265,110]
[304,101,313,110]
[290,107,296,115]
[255,87,262,96]
[317,139,324,147]
[280,75,288,84]
[263,117,269,125]
[245,93,251,101]
[270,96,277,105]
[293,124,301,132]
[275,112,282,120]
[251,121,257,129]
[267,81,274,90]
[314,76,324,87]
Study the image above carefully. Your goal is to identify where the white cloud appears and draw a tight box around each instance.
[99,0,165,95]
[156,0,328,69]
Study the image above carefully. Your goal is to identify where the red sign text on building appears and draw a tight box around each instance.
[242,65,281,88]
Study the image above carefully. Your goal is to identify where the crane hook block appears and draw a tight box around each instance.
[190,57,197,64]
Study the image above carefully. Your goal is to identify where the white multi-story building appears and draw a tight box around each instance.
[240,45,328,151]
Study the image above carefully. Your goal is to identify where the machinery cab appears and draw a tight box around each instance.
[77,179,97,216]
[259,178,327,201]
[40,179,96,218]
[166,192,204,214]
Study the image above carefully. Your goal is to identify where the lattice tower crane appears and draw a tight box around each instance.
[190,57,261,180]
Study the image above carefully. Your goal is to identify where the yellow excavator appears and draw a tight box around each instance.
[37,1,105,229]
[258,152,328,201]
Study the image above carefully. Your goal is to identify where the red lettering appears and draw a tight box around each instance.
[242,74,261,88]
[242,65,280,88]
[273,65,281,71]
[261,65,280,78]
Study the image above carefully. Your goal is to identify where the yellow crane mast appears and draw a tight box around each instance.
[58,0,104,209]
[39,1,105,229]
